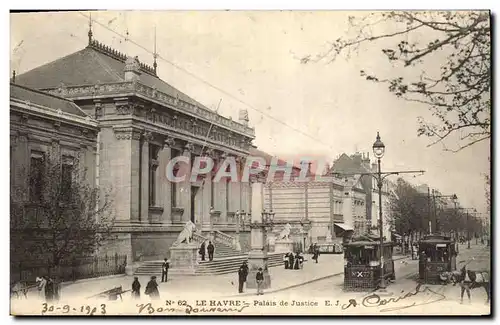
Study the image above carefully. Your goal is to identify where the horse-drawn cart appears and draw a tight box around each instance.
[418,235,457,284]
[343,235,395,291]
[87,286,130,301]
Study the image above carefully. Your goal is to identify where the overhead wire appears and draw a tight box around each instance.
[76,11,336,153]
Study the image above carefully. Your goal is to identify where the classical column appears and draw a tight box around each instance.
[140,132,152,223]
[246,180,271,289]
[112,126,142,222]
[158,137,174,224]
[179,142,193,223]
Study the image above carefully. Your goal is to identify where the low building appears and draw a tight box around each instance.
[10,83,99,264]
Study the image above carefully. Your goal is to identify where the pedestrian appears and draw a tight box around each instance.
[237,262,249,293]
[132,277,141,299]
[44,277,55,302]
[312,244,319,263]
[283,253,289,269]
[288,251,294,270]
[207,241,215,261]
[294,252,300,270]
[256,267,264,295]
[199,241,206,261]
[161,258,169,282]
[145,276,160,300]
[36,276,47,301]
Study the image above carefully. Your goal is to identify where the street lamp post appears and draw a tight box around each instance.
[372,132,386,290]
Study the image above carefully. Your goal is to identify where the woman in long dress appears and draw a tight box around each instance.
[132,277,141,299]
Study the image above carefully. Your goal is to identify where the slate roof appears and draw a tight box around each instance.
[249,147,307,175]
[10,83,87,117]
[15,41,218,113]
[330,153,370,175]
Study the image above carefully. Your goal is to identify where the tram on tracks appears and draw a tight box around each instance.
[418,235,457,284]
[343,235,395,291]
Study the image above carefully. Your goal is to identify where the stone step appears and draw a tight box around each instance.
[134,253,285,276]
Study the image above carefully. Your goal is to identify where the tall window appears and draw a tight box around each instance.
[149,144,159,206]
[29,151,45,202]
[61,156,74,203]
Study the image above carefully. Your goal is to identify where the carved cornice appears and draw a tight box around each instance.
[39,81,255,137]
[113,126,143,140]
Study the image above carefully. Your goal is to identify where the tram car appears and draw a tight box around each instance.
[418,235,457,284]
[343,235,395,291]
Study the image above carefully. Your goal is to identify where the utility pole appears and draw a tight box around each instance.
[467,210,470,249]
[428,187,432,234]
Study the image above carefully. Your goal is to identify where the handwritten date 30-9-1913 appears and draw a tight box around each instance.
[41,303,106,315]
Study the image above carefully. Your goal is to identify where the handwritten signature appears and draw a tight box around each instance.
[137,301,251,315]
[361,284,446,312]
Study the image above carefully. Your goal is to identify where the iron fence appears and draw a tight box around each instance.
[11,253,127,284]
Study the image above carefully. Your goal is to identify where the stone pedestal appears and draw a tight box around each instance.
[246,250,271,289]
[275,239,294,253]
[168,243,199,275]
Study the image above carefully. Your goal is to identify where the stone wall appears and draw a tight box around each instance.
[131,231,178,261]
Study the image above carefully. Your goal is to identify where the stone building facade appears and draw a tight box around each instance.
[10,83,99,262]
[15,36,254,262]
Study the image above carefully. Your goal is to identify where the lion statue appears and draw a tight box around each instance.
[173,221,197,246]
[277,223,292,240]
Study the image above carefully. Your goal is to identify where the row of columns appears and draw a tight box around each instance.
[115,126,251,227]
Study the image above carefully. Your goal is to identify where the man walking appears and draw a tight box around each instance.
[237,261,249,293]
[161,258,170,282]
[256,267,264,295]
[199,241,206,261]
[207,241,215,261]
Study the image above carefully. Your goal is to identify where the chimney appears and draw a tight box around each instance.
[361,152,371,171]
[238,109,249,126]
[371,162,377,172]
[124,56,141,81]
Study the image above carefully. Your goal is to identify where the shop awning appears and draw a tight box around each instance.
[334,223,354,231]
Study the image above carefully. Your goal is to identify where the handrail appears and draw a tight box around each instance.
[214,230,236,248]
[193,232,209,243]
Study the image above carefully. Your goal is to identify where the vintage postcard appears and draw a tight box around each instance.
[9,10,491,316]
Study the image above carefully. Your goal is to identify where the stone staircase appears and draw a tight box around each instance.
[134,230,285,276]
[134,252,285,276]
[196,252,284,275]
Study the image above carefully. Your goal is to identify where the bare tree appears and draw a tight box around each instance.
[11,151,115,267]
[301,11,490,152]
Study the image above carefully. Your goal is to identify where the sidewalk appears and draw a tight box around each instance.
[40,253,412,301]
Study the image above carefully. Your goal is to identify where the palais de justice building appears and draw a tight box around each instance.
[14,33,255,263]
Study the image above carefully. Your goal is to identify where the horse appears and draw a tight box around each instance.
[444,267,490,304]
[10,278,42,299]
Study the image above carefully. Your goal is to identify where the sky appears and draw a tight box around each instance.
[9,10,491,215]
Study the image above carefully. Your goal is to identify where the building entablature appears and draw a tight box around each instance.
[40,80,255,139]
[10,97,98,131]
[107,120,249,159]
